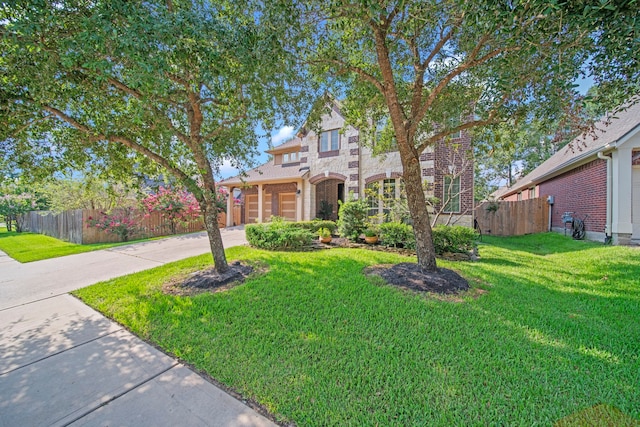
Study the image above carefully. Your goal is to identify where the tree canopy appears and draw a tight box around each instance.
[286,0,639,270]
[1,0,314,271]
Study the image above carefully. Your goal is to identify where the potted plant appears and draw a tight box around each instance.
[318,227,332,244]
[364,227,379,244]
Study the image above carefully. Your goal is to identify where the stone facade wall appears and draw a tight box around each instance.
[297,105,473,225]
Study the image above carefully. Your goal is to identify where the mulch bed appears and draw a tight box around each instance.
[163,260,261,296]
[364,263,470,295]
[164,240,470,297]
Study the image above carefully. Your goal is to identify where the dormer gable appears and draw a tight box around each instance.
[267,137,302,166]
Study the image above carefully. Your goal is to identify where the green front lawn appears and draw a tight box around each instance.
[73,233,640,426]
[0,227,153,262]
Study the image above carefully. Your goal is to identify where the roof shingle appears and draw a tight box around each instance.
[495,100,640,198]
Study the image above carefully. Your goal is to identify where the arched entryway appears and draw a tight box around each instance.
[309,173,346,221]
[315,179,344,220]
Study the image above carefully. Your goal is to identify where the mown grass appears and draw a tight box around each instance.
[0,226,157,262]
[73,233,640,426]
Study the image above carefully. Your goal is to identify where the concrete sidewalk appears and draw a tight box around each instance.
[0,228,277,427]
[0,227,247,311]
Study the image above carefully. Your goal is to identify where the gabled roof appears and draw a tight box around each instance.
[265,137,302,154]
[219,160,309,186]
[495,99,640,199]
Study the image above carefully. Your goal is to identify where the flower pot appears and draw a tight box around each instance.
[364,236,378,244]
[319,236,332,244]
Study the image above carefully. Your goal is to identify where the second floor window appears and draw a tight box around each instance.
[447,116,461,139]
[320,129,340,152]
[283,152,298,163]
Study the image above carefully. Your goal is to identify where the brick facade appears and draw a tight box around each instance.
[538,159,607,233]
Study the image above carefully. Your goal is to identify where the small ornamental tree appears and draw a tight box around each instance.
[0,192,39,232]
[86,209,139,242]
[337,197,369,241]
[141,187,202,235]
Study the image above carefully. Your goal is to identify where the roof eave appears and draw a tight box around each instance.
[498,143,617,199]
[534,143,616,184]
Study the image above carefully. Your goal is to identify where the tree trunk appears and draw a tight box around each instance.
[199,188,229,273]
[371,25,437,271]
[400,151,438,271]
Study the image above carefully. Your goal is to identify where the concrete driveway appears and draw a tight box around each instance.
[0,227,277,427]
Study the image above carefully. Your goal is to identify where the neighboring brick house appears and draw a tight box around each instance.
[220,100,474,227]
[494,100,640,244]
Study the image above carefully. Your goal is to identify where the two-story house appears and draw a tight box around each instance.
[220,100,474,227]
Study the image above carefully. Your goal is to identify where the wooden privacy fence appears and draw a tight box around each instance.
[21,208,214,244]
[22,210,85,244]
[475,197,549,236]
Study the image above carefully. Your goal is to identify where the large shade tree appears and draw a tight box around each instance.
[291,0,639,271]
[1,0,311,272]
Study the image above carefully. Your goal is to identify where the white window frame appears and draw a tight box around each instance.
[366,178,402,220]
[443,175,461,213]
[320,129,340,152]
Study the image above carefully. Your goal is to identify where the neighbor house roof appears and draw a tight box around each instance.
[494,99,640,199]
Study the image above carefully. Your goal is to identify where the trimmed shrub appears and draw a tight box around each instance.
[295,220,337,234]
[245,218,314,250]
[337,198,368,241]
[432,225,478,255]
[379,222,416,249]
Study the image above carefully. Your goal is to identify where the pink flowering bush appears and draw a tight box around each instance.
[141,187,204,234]
[86,209,139,242]
[214,187,229,213]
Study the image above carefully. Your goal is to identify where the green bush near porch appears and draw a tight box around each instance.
[246,218,315,250]
[431,224,479,254]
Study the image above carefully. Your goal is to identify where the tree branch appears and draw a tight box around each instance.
[414,38,518,129]
[42,105,194,186]
[202,114,247,141]
[417,108,502,153]
[315,58,385,94]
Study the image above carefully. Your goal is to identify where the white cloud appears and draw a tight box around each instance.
[217,159,239,180]
[271,126,295,145]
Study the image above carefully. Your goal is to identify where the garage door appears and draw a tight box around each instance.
[279,193,297,221]
[245,194,258,224]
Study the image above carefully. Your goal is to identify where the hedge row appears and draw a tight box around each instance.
[245,217,337,250]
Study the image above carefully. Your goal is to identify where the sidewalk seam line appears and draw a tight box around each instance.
[0,328,123,376]
[102,249,168,264]
[0,292,75,312]
[60,362,180,427]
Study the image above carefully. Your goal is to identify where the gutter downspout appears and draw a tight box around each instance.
[597,151,612,242]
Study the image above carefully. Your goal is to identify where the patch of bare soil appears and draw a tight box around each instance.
[364,263,470,295]
[163,261,264,296]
